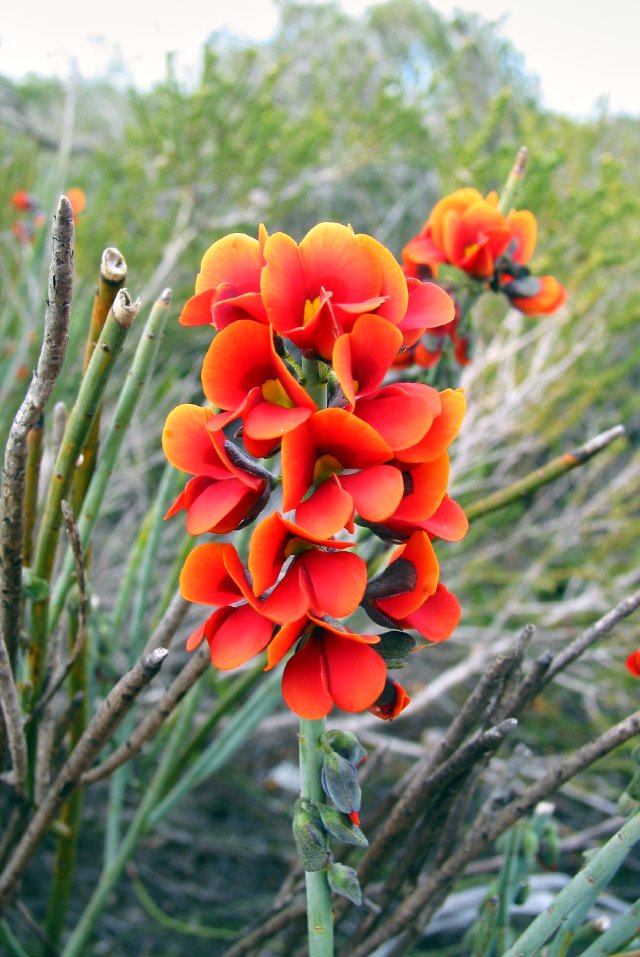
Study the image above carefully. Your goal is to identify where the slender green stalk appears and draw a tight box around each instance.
[49,290,172,631]
[44,607,87,949]
[300,717,333,957]
[503,812,640,957]
[498,146,528,215]
[22,416,43,568]
[576,899,640,957]
[27,291,140,709]
[298,357,333,955]
[130,870,235,939]
[0,920,31,957]
[466,425,625,523]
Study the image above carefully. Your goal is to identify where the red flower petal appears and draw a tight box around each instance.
[339,465,404,522]
[179,543,243,606]
[179,289,216,326]
[282,636,333,719]
[323,634,387,713]
[266,617,308,669]
[295,476,354,538]
[376,531,440,619]
[184,478,252,536]
[162,404,228,478]
[195,232,263,295]
[403,584,461,642]
[208,603,274,669]
[300,550,367,619]
[626,650,640,678]
[395,389,465,463]
[333,314,403,407]
[355,384,437,451]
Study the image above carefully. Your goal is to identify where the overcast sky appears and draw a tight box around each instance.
[1,0,638,119]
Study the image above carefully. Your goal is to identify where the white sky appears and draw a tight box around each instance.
[1,0,638,119]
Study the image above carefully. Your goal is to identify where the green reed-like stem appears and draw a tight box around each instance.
[575,895,640,957]
[498,146,529,215]
[300,717,334,957]
[22,416,43,569]
[49,289,172,632]
[503,811,640,957]
[466,426,625,523]
[28,291,140,712]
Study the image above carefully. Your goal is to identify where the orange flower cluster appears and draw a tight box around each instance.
[10,188,86,244]
[164,222,466,720]
[402,187,566,313]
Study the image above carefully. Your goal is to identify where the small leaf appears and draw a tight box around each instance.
[322,729,367,766]
[292,801,329,872]
[321,750,361,814]
[318,804,368,847]
[327,863,362,905]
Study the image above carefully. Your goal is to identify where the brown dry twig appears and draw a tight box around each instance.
[0,648,168,912]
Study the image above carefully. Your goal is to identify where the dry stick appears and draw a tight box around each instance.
[142,590,189,654]
[348,709,640,957]
[0,197,74,797]
[497,145,529,215]
[222,900,308,957]
[0,648,168,912]
[357,657,519,888]
[82,645,209,784]
[465,425,626,522]
[543,587,640,687]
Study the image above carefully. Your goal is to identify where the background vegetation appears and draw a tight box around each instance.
[1,1,639,954]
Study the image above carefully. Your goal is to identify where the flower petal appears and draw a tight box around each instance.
[300,550,367,619]
[323,634,387,713]
[403,584,461,642]
[208,604,274,669]
[282,636,333,718]
[339,465,404,522]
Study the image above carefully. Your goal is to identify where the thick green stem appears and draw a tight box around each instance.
[502,811,640,957]
[300,717,333,957]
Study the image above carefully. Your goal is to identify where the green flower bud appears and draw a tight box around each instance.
[292,800,329,872]
[327,862,362,905]
[317,803,368,847]
[321,750,361,814]
[372,630,416,669]
[537,823,560,870]
[322,729,367,766]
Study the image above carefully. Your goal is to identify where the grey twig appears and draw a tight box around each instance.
[82,645,209,784]
[356,718,518,888]
[543,588,640,686]
[0,196,74,665]
[0,648,168,911]
[142,590,190,654]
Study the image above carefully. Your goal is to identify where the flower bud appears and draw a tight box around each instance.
[321,750,361,814]
[327,862,362,905]
[317,803,368,847]
[292,800,329,872]
[369,678,411,720]
[322,729,367,766]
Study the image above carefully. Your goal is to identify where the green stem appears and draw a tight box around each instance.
[465,425,625,523]
[575,897,640,956]
[502,811,640,957]
[498,146,528,215]
[28,293,139,710]
[49,290,172,631]
[300,717,333,957]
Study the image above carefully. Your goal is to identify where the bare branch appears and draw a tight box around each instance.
[82,645,209,784]
[0,648,168,911]
[0,196,74,664]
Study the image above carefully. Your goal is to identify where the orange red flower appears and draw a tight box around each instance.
[166,220,465,719]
